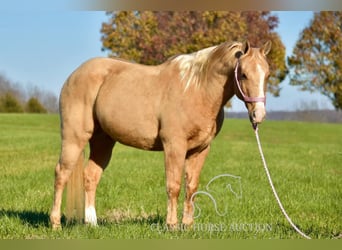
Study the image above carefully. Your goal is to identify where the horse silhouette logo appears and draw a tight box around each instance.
[190,174,242,219]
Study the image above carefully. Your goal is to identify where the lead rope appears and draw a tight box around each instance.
[253,124,311,239]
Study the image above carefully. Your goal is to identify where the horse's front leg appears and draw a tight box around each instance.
[182,145,210,226]
[163,139,187,228]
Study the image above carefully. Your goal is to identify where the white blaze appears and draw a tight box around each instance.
[254,64,266,122]
[256,64,265,98]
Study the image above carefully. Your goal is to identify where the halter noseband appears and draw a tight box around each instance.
[234,60,266,104]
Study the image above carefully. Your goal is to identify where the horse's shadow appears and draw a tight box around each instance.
[0,209,51,228]
[0,209,164,228]
[98,212,165,226]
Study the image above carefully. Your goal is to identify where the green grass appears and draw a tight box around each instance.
[0,113,341,239]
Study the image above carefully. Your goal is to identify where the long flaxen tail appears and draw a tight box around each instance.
[65,151,85,223]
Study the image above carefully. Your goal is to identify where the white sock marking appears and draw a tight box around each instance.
[85,206,97,226]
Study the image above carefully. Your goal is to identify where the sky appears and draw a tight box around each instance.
[0,10,335,111]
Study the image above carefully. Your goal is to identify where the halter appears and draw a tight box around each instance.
[234,60,266,104]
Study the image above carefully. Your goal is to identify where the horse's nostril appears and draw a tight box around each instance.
[250,109,265,124]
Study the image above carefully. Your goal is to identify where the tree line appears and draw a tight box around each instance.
[0,74,58,113]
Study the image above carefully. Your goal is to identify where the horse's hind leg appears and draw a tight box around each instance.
[50,136,89,229]
[84,130,114,226]
[182,145,210,226]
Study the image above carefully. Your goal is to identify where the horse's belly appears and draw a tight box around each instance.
[115,130,163,151]
[98,114,163,151]
[95,77,163,151]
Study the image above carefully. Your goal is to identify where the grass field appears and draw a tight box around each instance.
[0,113,341,239]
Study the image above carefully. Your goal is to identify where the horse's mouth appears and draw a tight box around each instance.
[249,108,266,125]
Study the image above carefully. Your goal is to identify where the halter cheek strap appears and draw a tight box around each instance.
[234,60,266,104]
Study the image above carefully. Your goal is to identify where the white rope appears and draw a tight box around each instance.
[253,126,311,239]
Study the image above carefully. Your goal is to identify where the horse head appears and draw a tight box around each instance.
[234,40,272,126]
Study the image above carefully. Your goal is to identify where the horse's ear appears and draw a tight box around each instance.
[241,40,250,54]
[261,40,272,56]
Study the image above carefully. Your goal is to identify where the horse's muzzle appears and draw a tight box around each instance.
[249,104,266,125]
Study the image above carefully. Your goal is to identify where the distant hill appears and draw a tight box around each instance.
[225,109,342,123]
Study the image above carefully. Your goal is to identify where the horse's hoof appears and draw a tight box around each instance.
[180,223,193,232]
[50,214,62,230]
[51,223,62,230]
[166,223,178,231]
[181,217,194,227]
[85,221,98,227]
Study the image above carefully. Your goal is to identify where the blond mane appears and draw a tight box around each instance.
[172,42,243,90]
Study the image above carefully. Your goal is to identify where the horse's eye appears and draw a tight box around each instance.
[241,73,247,80]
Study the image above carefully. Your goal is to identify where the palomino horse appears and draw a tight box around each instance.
[50,40,271,229]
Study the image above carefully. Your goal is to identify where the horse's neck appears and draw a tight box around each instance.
[201,64,235,114]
